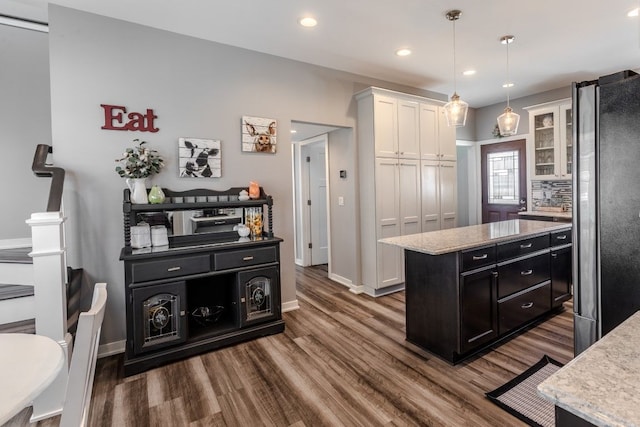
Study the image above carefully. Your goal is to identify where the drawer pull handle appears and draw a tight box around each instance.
[520,243,533,249]
[521,270,533,276]
[472,254,488,260]
[167,267,181,272]
[242,256,254,261]
[521,302,534,309]
[556,235,567,240]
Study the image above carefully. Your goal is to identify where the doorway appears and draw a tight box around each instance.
[481,139,527,223]
[301,135,329,266]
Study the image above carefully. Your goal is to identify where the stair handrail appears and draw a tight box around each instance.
[31,144,65,212]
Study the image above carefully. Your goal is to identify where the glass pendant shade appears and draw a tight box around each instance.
[444,92,469,127]
[497,106,520,136]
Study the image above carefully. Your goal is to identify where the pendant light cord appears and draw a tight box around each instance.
[452,18,457,94]
[505,38,511,108]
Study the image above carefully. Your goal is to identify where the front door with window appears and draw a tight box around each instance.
[481,139,527,223]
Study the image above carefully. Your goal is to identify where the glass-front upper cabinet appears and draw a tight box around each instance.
[526,99,572,180]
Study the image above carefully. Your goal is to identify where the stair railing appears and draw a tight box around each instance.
[31,144,65,212]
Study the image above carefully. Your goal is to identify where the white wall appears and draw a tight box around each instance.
[0,25,51,239]
[47,6,446,348]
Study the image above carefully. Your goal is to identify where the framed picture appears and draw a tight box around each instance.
[242,116,277,153]
[178,138,221,178]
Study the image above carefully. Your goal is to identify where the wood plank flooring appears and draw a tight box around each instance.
[6,265,573,427]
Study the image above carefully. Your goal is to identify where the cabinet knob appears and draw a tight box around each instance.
[551,253,558,258]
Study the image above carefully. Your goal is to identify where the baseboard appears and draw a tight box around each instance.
[349,284,365,294]
[281,299,300,312]
[363,283,405,297]
[328,272,353,289]
[98,339,125,358]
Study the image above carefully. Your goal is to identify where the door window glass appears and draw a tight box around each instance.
[487,150,519,205]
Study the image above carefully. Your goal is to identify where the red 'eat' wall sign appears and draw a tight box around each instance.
[101,104,159,133]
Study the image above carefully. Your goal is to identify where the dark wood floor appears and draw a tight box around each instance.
[7,265,573,426]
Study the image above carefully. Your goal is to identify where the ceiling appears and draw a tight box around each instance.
[3,0,640,108]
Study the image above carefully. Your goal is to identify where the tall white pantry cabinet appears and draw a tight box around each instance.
[356,87,457,297]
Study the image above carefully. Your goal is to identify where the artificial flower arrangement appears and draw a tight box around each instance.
[115,139,165,178]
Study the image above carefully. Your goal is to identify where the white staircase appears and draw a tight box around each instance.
[0,239,35,326]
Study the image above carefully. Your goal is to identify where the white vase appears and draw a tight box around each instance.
[126,178,148,204]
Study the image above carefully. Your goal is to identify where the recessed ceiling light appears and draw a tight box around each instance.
[628,7,639,17]
[462,69,476,76]
[290,129,297,134]
[396,48,412,57]
[502,82,514,88]
[299,17,317,27]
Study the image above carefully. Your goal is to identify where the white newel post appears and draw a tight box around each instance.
[26,211,71,422]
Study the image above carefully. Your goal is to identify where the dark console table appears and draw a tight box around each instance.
[119,187,284,376]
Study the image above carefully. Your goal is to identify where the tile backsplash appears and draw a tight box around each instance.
[531,180,572,212]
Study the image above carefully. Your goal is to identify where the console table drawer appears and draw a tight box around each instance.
[214,246,277,270]
[498,234,549,261]
[131,254,210,282]
[499,281,551,334]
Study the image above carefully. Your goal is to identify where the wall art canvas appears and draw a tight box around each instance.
[242,116,277,153]
[178,137,221,178]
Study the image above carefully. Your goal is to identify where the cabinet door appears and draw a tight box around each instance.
[460,268,498,354]
[551,246,572,308]
[398,100,420,159]
[399,159,421,236]
[419,103,439,160]
[374,95,398,158]
[560,104,573,177]
[439,161,457,229]
[420,160,440,232]
[531,107,559,179]
[375,158,402,287]
[438,106,457,161]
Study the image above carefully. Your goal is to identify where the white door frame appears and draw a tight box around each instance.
[292,134,331,269]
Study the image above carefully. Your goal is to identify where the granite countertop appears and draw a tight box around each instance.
[379,219,571,255]
[538,311,640,427]
[518,210,573,220]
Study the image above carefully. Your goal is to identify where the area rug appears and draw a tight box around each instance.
[486,355,564,427]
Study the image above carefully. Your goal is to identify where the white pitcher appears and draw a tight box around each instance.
[126,178,148,204]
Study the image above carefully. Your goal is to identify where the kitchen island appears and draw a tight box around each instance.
[381,219,572,364]
[538,310,640,427]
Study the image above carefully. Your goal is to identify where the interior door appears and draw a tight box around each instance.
[308,142,329,265]
[481,139,527,223]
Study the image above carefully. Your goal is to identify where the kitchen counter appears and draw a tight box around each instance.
[519,210,573,222]
[379,219,570,255]
[537,311,640,427]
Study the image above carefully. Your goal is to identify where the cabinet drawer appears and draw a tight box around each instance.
[498,253,550,299]
[131,254,210,283]
[499,282,551,334]
[497,234,550,261]
[461,246,496,272]
[550,229,572,246]
[214,246,277,270]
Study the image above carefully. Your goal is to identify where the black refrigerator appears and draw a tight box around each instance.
[572,70,640,355]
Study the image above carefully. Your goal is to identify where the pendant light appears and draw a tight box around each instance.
[443,10,468,127]
[497,35,520,136]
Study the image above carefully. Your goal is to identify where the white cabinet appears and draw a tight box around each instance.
[526,99,572,180]
[374,95,420,159]
[356,87,457,296]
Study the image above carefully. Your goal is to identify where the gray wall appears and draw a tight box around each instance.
[47,6,446,348]
[0,25,51,239]
[474,86,571,141]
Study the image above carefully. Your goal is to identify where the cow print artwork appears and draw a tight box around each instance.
[178,138,221,178]
[242,116,277,153]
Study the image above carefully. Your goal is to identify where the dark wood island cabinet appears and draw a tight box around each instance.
[119,187,284,376]
[382,220,572,364]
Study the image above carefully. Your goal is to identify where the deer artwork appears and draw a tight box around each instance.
[245,120,276,153]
